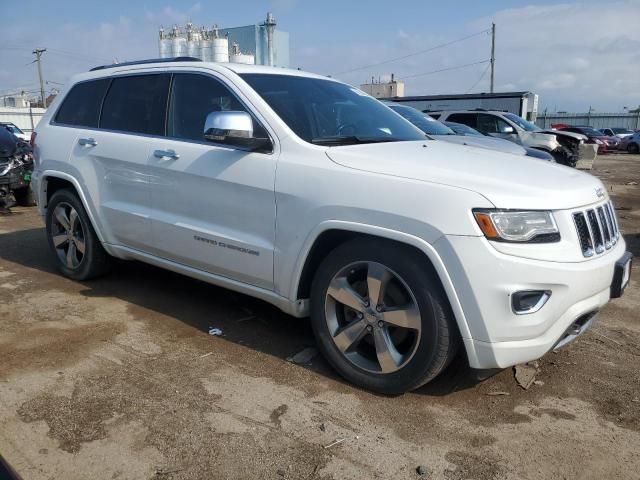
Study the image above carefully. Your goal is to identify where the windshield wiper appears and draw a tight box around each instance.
[310,135,398,146]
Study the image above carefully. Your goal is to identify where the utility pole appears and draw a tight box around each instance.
[32,48,47,108]
[490,23,496,93]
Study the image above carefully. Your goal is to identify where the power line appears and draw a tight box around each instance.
[465,62,491,94]
[331,28,491,77]
[397,59,490,81]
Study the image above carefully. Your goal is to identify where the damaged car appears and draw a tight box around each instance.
[0,127,35,211]
[434,110,587,167]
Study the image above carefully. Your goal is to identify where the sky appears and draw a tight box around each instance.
[1,0,639,112]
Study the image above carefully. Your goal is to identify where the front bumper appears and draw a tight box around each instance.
[434,234,629,369]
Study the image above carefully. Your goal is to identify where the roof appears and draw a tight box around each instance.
[385,91,532,102]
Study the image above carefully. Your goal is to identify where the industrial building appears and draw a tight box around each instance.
[158,12,289,67]
[387,91,539,121]
[360,74,405,99]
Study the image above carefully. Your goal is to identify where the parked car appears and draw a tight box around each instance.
[559,126,618,152]
[31,58,632,394]
[385,103,552,160]
[599,127,634,139]
[0,127,35,210]
[619,131,640,153]
[0,122,30,142]
[434,110,586,167]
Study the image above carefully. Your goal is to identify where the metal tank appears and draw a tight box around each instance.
[158,26,172,58]
[209,26,229,63]
[199,27,212,62]
[185,22,201,59]
[229,42,255,65]
[170,25,186,57]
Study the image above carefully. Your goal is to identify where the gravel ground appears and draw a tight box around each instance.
[0,154,639,480]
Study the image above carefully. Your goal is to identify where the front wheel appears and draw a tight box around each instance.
[310,239,459,394]
[628,142,639,154]
[45,189,111,280]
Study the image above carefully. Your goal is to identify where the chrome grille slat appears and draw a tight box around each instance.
[574,200,621,257]
[586,209,604,254]
[597,207,612,249]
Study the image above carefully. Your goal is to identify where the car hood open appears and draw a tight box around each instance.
[325,140,605,210]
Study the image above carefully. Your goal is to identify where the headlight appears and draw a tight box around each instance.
[473,209,560,243]
[594,139,603,145]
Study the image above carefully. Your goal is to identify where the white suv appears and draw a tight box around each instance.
[434,110,587,167]
[31,59,632,394]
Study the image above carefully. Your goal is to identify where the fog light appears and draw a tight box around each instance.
[511,290,551,315]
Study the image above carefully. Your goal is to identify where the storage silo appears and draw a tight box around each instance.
[199,28,212,62]
[185,22,201,59]
[158,26,172,58]
[171,25,186,57]
[229,42,254,65]
[211,27,229,63]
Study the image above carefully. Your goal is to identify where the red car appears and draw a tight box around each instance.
[559,126,619,152]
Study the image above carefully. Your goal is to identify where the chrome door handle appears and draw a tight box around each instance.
[153,149,180,160]
[78,137,97,147]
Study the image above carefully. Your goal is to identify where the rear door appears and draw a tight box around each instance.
[71,73,170,251]
[445,113,478,130]
[147,72,277,289]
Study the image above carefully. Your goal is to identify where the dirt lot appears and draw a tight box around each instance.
[1,154,639,480]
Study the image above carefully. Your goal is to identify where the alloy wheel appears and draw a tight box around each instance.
[324,261,422,374]
[51,202,86,269]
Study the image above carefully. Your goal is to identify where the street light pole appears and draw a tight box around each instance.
[32,48,47,108]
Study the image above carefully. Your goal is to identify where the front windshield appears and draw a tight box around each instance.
[503,113,540,132]
[388,105,455,135]
[612,128,632,134]
[580,127,606,136]
[240,74,426,145]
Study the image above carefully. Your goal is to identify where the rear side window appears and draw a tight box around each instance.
[447,113,477,128]
[100,74,170,135]
[54,79,110,127]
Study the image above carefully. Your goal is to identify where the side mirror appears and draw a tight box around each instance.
[203,111,271,151]
[502,125,515,134]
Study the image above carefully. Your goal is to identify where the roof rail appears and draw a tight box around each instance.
[90,57,202,72]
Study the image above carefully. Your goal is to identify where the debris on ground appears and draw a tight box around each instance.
[416,465,428,476]
[197,352,214,359]
[533,380,545,386]
[319,423,326,432]
[323,438,346,449]
[514,364,538,390]
[287,347,318,365]
[208,327,223,336]
[486,391,510,396]
[626,181,638,186]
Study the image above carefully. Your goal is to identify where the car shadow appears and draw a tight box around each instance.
[623,232,640,257]
[0,226,483,397]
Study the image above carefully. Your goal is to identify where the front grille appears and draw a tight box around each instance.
[573,201,620,257]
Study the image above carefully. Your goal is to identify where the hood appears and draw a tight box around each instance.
[541,129,587,141]
[433,134,526,156]
[325,140,605,210]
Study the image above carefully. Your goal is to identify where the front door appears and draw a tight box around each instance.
[148,72,277,290]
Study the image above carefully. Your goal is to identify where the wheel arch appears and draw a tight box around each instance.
[291,221,473,341]
[40,171,106,243]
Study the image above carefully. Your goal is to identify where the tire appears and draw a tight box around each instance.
[310,238,459,394]
[45,189,111,280]
[13,186,36,206]
[627,142,639,154]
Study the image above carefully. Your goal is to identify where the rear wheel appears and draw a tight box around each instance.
[627,142,639,154]
[46,189,111,280]
[310,238,459,394]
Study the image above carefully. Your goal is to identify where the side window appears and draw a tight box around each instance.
[427,113,441,120]
[477,114,513,134]
[54,79,110,128]
[167,73,267,142]
[447,113,477,129]
[100,74,170,135]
